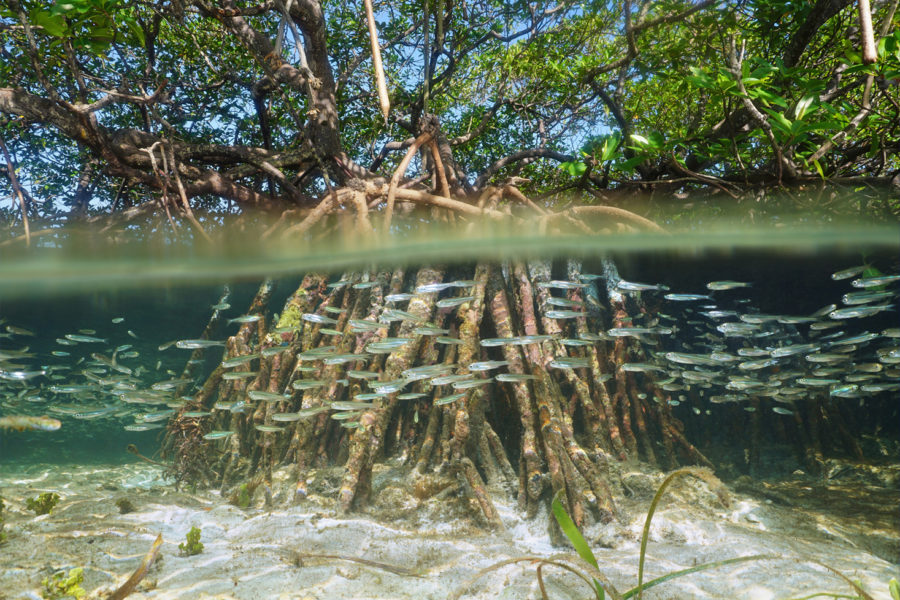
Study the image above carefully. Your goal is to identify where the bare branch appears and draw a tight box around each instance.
[475,148,574,190]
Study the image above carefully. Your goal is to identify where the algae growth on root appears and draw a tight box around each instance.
[41,567,86,600]
[178,526,204,556]
[26,492,60,516]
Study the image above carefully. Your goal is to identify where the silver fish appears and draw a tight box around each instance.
[616,280,668,292]
[228,314,263,324]
[302,313,338,325]
[706,280,751,290]
[436,296,476,308]
[175,339,225,349]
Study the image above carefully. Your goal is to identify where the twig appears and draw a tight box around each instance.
[727,38,790,183]
[428,140,451,197]
[363,0,390,123]
[0,133,30,245]
[384,131,432,228]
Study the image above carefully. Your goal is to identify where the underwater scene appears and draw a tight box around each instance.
[1,235,899,600]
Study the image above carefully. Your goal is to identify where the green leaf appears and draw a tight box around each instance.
[619,155,645,171]
[600,133,620,162]
[889,577,899,600]
[30,10,68,37]
[560,160,587,177]
[812,159,824,180]
[629,133,649,146]
[551,492,598,571]
[751,88,789,108]
[795,94,816,120]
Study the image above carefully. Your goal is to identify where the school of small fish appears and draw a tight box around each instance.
[0,265,897,438]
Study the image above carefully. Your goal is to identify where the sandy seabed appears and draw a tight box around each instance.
[0,460,897,600]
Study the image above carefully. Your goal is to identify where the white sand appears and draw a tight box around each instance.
[1,460,897,600]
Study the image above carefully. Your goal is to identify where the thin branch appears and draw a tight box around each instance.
[384,130,432,228]
[363,0,390,123]
[475,148,574,190]
[0,133,31,245]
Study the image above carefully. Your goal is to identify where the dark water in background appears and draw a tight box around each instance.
[1,236,898,473]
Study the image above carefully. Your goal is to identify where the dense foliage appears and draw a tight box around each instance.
[1,0,898,234]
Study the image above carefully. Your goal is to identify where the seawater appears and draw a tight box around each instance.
[0,227,898,599]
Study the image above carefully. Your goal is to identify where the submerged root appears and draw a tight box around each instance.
[166,259,722,532]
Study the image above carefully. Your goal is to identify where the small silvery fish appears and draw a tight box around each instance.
[324,306,346,314]
[770,343,820,358]
[222,371,258,380]
[403,364,454,380]
[436,336,464,345]
[829,304,894,319]
[261,345,290,357]
[381,308,424,323]
[353,281,379,289]
[349,319,384,332]
[841,290,896,305]
[331,401,374,411]
[617,280,668,292]
[545,297,583,308]
[370,379,408,393]
[5,325,35,336]
[65,333,106,343]
[291,379,327,390]
[324,353,370,365]
[182,411,212,418]
[436,296,476,308]
[452,378,493,389]
[706,281,751,290]
[248,390,287,402]
[367,339,410,353]
[416,282,451,293]
[560,339,591,347]
[435,392,466,405]
[203,431,234,440]
[537,280,587,290]
[664,293,712,301]
[468,360,510,372]
[717,322,760,336]
[851,274,900,288]
[175,339,225,349]
[211,302,231,310]
[222,354,259,367]
[398,392,426,400]
[320,328,343,336]
[0,415,62,431]
[413,325,450,335]
[228,314,263,324]
[297,346,337,359]
[549,357,590,369]
[805,353,850,363]
[620,363,666,373]
[831,266,866,280]
[546,310,586,319]
[385,293,415,302]
[496,373,536,382]
[348,370,380,379]
[127,330,139,338]
[431,374,473,386]
[255,425,284,433]
[302,313,339,325]
[271,413,302,422]
[111,317,125,323]
[327,281,350,289]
